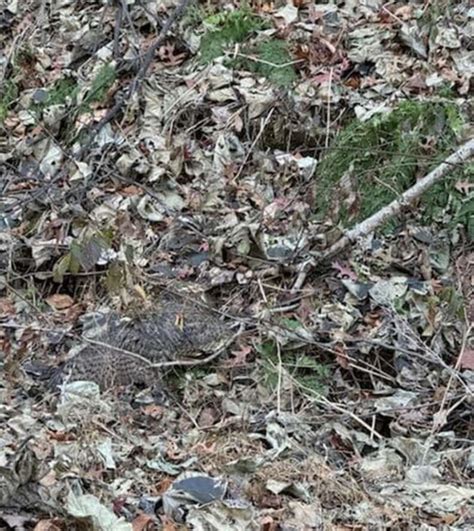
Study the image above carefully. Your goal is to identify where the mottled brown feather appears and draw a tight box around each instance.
[46,294,228,390]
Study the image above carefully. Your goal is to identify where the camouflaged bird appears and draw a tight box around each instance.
[27,294,229,390]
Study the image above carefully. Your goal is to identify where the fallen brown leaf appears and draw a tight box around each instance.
[0,297,16,317]
[459,347,474,370]
[132,512,155,531]
[46,294,75,310]
[33,519,62,531]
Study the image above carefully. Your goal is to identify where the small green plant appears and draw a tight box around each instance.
[195,6,295,86]
[315,100,466,227]
[183,4,208,27]
[199,7,266,63]
[80,63,116,110]
[46,77,78,106]
[435,82,457,99]
[257,340,330,396]
[0,79,18,123]
[452,185,473,241]
[236,39,296,87]
[31,64,115,116]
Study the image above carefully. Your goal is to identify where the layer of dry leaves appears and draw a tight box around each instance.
[0,0,473,529]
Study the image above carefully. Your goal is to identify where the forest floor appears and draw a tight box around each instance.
[0,1,473,529]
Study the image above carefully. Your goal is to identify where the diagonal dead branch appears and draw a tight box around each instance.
[292,137,474,292]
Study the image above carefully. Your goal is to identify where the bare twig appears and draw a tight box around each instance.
[234,107,275,181]
[281,367,384,440]
[235,52,304,69]
[276,340,283,414]
[112,0,126,59]
[421,323,471,465]
[324,68,333,150]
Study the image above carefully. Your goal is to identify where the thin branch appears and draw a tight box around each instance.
[292,137,474,291]
[112,0,126,60]
[2,0,192,216]
[84,0,192,150]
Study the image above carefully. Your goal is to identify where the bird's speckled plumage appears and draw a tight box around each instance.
[45,294,228,390]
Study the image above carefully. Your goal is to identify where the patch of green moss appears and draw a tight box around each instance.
[195,6,294,87]
[257,340,330,396]
[315,100,466,227]
[435,82,457,99]
[48,77,78,105]
[32,64,115,116]
[81,63,116,109]
[236,39,297,87]
[199,7,266,63]
[30,77,78,114]
[461,190,474,234]
[0,79,18,123]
